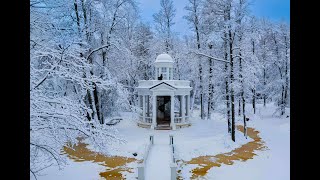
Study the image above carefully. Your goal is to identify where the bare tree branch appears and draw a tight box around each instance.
[30,143,61,167]
[30,169,38,180]
[190,51,230,63]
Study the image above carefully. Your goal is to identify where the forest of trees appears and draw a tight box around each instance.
[30,0,289,177]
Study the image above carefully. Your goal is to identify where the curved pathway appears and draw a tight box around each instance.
[180,125,267,179]
[63,138,136,179]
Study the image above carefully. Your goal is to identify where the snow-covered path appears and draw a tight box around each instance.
[145,134,171,180]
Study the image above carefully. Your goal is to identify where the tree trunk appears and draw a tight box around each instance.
[191,81,196,113]
[193,7,204,119]
[86,72,99,122]
[208,57,214,119]
[243,94,247,139]
[85,89,93,121]
[252,89,256,114]
[281,85,285,115]
[238,99,241,116]
[80,0,88,39]
[225,44,231,133]
[229,30,235,142]
[239,46,246,138]
[198,46,204,120]
[263,68,266,107]
[274,33,285,115]
[74,0,97,123]
[198,60,204,120]
[252,40,256,114]
[284,35,289,115]
[73,0,81,34]
[224,2,231,134]
[93,85,102,123]
[263,39,267,107]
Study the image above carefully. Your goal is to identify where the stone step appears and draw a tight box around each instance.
[154,126,172,130]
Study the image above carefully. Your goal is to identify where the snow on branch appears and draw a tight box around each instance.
[86,44,110,61]
[190,51,230,63]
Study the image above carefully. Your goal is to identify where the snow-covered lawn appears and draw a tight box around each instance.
[35,103,289,180]
[204,103,290,180]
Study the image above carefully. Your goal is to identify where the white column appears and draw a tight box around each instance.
[166,67,169,80]
[186,95,190,121]
[152,95,157,129]
[171,95,176,130]
[181,95,185,123]
[142,95,146,122]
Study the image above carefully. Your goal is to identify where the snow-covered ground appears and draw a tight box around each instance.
[35,103,289,180]
[205,103,290,180]
[35,159,106,180]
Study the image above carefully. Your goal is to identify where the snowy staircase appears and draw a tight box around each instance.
[143,135,176,180]
[154,125,172,130]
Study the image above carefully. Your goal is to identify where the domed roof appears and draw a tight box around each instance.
[155,53,174,63]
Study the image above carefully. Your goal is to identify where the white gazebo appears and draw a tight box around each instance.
[136,53,192,130]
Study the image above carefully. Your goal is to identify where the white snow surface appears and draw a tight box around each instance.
[33,103,289,180]
[145,134,171,180]
[204,103,290,180]
[35,158,105,180]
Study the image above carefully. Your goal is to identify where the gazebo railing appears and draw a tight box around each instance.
[139,115,152,123]
[139,114,189,124]
[174,116,189,123]
[145,117,152,123]
[138,135,154,180]
[169,135,177,180]
[174,117,182,123]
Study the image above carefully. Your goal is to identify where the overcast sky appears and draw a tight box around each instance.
[136,0,290,37]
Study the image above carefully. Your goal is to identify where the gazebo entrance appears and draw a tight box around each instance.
[157,96,171,126]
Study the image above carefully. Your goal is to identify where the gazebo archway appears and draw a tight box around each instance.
[156,96,171,126]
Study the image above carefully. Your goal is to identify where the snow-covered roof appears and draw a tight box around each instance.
[149,82,177,90]
[155,53,174,63]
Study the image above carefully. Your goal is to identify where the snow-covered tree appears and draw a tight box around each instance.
[30,0,139,178]
[153,0,176,52]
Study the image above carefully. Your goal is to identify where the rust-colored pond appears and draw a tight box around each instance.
[62,138,137,180]
[178,125,267,179]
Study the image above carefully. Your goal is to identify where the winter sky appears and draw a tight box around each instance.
[137,0,290,36]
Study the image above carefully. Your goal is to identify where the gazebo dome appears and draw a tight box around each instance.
[154,53,174,80]
[155,53,174,63]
